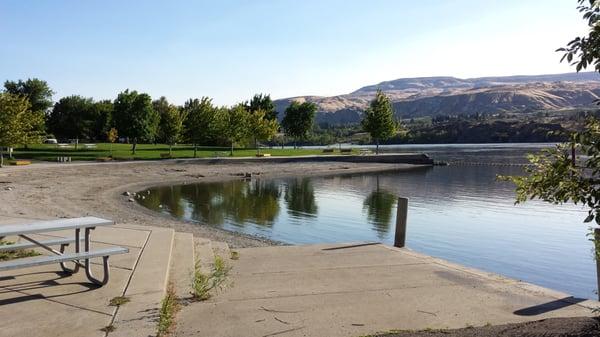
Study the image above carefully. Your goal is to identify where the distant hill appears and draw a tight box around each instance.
[274,72,600,124]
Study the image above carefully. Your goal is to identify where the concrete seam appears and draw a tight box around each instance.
[103,228,152,337]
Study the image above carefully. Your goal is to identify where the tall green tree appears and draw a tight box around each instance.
[48,96,112,142]
[248,109,279,155]
[154,97,187,156]
[222,104,250,156]
[0,93,44,167]
[361,89,397,154]
[247,94,277,120]
[113,89,158,154]
[4,78,54,113]
[183,97,222,157]
[89,100,113,141]
[48,95,95,144]
[4,78,52,143]
[281,101,317,148]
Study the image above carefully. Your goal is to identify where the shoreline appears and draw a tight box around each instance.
[0,159,428,247]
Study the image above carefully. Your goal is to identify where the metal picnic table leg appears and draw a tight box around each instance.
[60,228,81,274]
[18,233,84,273]
[83,227,110,285]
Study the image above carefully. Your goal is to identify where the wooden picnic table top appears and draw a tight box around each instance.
[0,216,114,237]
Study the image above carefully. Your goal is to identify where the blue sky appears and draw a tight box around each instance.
[0,1,590,105]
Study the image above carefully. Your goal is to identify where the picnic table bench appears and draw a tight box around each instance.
[213,151,229,158]
[0,217,128,286]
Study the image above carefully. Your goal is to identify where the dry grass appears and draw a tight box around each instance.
[108,296,130,306]
[0,240,41,261]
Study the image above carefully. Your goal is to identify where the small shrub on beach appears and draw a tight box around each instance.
[190,255,231,300]
[157,283,179,337]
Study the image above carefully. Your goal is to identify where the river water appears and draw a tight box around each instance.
[137,143,596,299]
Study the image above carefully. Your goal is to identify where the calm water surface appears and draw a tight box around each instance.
[138,143,595,299]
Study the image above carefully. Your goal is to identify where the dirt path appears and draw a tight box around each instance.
[0,159,417,247]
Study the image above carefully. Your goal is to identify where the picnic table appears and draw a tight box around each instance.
[0,217,128,286]
[213,151,229,158]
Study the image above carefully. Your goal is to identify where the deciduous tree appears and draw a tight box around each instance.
[4,78,52,143]
[557,0,600,72]
[505,0,600,259]
[183,97,222,157]
[90,100,113,141]
[281,101,317,149]
[248,109,279,155]
[247,94,277,120]
[361,89,397,154]
[222,104,250,156]
[0,93,44,167]
[113,90,158,154]
[48,95,94,145]
[4,78,54,113]
[155,97,187,156]
[48,96,112,143]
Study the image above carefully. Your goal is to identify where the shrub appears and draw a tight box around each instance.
[190,255,231,300]
[157,283,179,337]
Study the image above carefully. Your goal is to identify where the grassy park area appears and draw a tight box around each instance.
[10,143,355,162]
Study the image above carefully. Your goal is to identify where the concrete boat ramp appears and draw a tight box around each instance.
[176,243,595,337]
[0,217,596,337]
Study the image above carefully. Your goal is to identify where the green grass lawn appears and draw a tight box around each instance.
[11,143,357,162]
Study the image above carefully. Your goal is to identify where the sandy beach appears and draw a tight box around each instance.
[0,159,418,247]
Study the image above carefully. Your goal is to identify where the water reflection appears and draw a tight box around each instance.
[143,185,185,218]
[139,179,281,227]
[284,178,318,218]
[137,152,595,299]
[363,190,397,238]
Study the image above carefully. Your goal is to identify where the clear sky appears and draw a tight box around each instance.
[0,1,591,105]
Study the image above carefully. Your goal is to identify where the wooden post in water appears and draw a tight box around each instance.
[394,197,408,248]
[595,228,600,301]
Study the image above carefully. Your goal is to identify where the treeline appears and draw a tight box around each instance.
[0,79,401,156]
[400,119,569,144]
[6,77,566,153]
[293,115,577,146]
[0,78,323,156]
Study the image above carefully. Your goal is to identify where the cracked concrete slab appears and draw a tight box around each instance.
[175,243,597,337]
